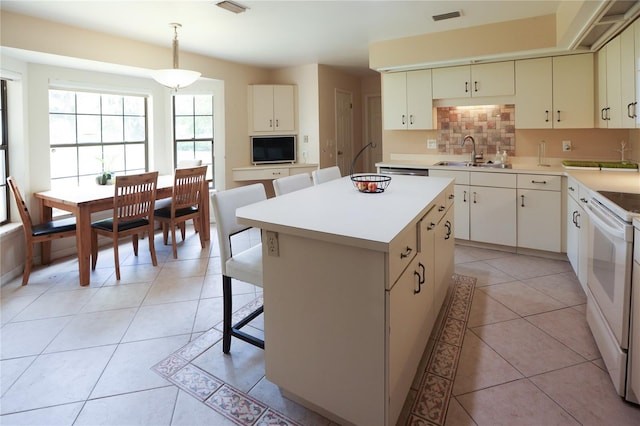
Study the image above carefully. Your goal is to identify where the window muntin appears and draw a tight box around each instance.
[173,95,214,184]
[48,89,148,188]
[0,80,8,225]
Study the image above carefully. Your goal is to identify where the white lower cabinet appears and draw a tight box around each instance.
[428,170,470,240]
[517,174,562,252]
[565,176,590,292]
[469,172,517,247]
[434,206,455,309]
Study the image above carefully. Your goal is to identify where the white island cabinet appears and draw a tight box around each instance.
[236,175,454,426]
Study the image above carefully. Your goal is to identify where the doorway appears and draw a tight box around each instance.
[335,90,353,175]
[365,94,382,172]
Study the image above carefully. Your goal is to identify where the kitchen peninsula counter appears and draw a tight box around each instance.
[236,175,454,426]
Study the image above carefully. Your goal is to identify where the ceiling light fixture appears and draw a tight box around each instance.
[216,0,248,14]
[151,23,201,91]
[432,10,462,21]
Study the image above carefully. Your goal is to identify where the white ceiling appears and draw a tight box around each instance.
[1,0,568,75]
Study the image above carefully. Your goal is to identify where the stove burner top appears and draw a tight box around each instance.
[598,191,640,214]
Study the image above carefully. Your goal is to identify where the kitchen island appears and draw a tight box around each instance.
[236,175,454,426]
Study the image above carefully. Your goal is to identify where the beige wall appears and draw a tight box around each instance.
[370,15,557,71]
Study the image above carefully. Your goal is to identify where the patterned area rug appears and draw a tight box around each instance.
[406,273,477,426]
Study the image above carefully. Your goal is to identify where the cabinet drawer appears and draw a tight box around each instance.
[567,176,579,201]
[429,169,470,185]
[388,220,418,288]
[517,174,561,191]
[470,171,516,188]
[233,168,289,181]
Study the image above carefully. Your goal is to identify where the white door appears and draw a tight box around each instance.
[335,90,353,175]
[365,94,382,173]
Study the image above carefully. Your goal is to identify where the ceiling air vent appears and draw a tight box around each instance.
[432,10,462,22]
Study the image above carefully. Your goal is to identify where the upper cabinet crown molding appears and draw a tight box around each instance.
[432,61,515,99]
[248,84,297,135]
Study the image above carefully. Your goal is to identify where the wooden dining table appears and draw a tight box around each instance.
[34,175,210,286]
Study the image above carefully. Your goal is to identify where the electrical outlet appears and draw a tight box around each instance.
[266,231,279,257]
[562,140,572,152]
[427,139,437,149]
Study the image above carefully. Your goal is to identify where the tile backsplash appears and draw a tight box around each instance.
[437,104,515,159]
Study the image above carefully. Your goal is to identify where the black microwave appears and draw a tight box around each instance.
[251,135,296,165]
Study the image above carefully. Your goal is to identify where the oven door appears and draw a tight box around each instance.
[585,198,633,349]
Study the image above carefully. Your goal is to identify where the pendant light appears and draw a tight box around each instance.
[151,23,201,90]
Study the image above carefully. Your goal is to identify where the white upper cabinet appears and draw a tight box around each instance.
[621,19,638,128]
[516,54,594,129]
[596,36,622,128]
[382,69,433,130]
[249,85,296,134]
[432,61,514,99]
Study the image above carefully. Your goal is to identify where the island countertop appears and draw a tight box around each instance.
[236,175,453,252]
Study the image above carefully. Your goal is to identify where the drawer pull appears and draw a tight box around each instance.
[531,180,547,184]
[568,186,575,192]
[579,197,588,204]
[438,205,446,212]
[400,246,413,259]
[448,193,455,200]
[427,222,436,230]
[414,262,425,294]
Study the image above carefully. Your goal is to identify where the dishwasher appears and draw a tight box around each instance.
[378,166,429,177]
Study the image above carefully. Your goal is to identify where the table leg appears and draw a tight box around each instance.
[76,208,92,286]
[38,202,53,265]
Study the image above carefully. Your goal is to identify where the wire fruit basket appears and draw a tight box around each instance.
[349,142,392,193]
[351,174,391,193]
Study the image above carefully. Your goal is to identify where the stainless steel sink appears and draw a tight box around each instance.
[434,161,511,169]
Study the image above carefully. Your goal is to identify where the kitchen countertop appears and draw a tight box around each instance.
[236,175,452,252]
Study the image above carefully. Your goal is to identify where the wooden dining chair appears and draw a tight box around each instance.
[90,171,158,280]
[272,173,312,196]
[154,165,207,259]
[312,166,341,185]
[211,183,266,354]
[7,176,77,285]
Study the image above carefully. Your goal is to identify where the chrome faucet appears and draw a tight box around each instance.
[462,135,477,164]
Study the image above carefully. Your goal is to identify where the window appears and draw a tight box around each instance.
[0,80,8,225]
[48,89,148,187]
[173,95,214,184]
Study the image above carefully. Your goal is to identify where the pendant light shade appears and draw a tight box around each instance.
[151,23,201,90]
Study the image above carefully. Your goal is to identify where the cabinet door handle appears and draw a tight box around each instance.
[531,180,547,185]
[463,190,467,203]
[545,110,549,122]
[400,246,412,259]
[557,110,561,123]
[601,108,607,121]
[444,220,452,240]
[474,81,479,92]
[521,194,525,207]
[473,191,477,204]
[414,262,425,294]
[402,114,406,125]
[275,119,279,128]
[572,210,578,226]
[576,212,581,229]
[628,103,635,119]
[409,114,414,125]
[465,81,469,93]
[269,119,273,128]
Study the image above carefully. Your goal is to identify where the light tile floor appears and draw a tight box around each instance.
[1,227,640,425]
